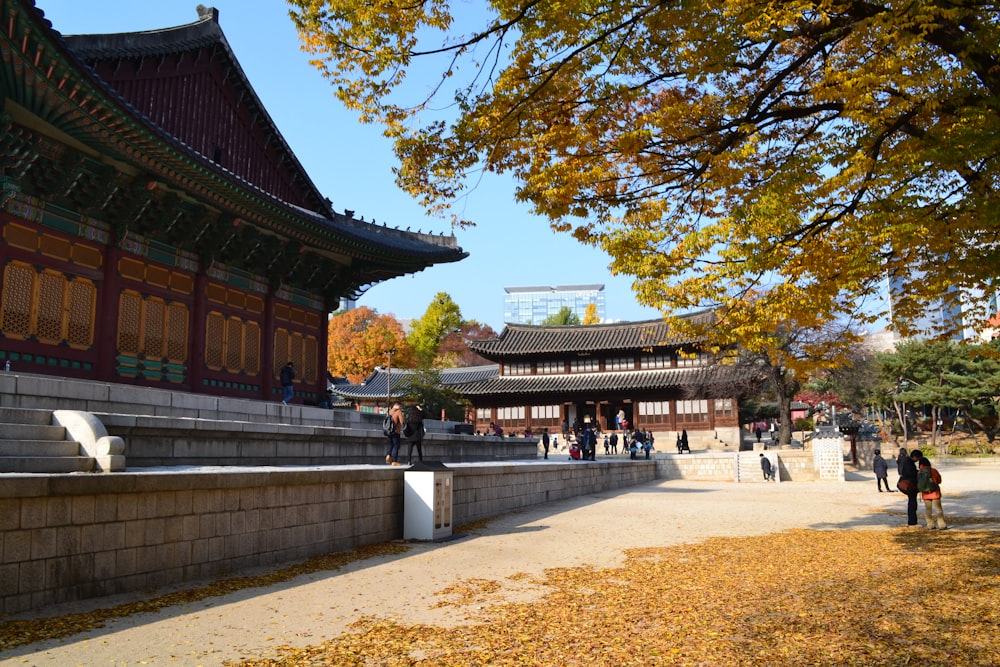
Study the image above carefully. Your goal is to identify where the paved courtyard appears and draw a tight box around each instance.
[1,465,997,666]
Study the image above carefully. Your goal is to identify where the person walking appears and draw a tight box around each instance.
[918,456,948,530]
[384,402,404,466]
[541,428,550,459]
[279,361,295,405]
[759,453,774,481]
[873,449,893,492]
[898,448,921,526]
[403,404,425,465]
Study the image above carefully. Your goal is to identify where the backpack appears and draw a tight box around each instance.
[382,413,395,437]
[917,467,939,493]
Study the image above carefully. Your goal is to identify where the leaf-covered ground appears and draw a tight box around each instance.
[2,518,998,666]
[0,542,411,651]
[235,526,999,667]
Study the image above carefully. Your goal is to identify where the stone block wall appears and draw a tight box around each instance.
[0,461,656,614]
[655,452,736,481]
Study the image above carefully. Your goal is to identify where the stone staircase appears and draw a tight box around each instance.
[0,407,94,473]
[735,449,779,482]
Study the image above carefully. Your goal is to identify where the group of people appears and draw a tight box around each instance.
[873,447,948,529]
[383,401,426,466]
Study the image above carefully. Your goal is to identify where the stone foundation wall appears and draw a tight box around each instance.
[0,461,655,614]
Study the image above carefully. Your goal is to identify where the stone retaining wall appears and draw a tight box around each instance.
[654,450,822,482]
[0,461,655,614]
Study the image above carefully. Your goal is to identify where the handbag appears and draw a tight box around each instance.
[897,478,914,493]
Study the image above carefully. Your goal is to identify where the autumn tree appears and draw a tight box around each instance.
[541,306,580,326]
[726,312,862,446]
[435,320,498,368]
[290,1,1000,343]
[582,303,600,325]
[327,306,413,382]
[407,292,464,367]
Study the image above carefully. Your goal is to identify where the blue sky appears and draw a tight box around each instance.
[37,0,665,331]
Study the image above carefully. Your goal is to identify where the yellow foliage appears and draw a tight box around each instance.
[289,0,1000,346]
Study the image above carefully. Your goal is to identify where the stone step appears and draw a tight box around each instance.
[0,423,67,441]
[0,439,81,456]
[0,406,55,426]
[0,456,94,473]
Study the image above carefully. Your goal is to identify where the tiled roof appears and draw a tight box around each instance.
[451,365,747,397]
[469,312,715,360]
[8,0,466,282]
[333,365,498,400]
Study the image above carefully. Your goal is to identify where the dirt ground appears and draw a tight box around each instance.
[1,465,998,667]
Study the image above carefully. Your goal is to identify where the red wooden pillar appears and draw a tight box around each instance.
[319,300,332,393]
[261,290,276,400]
[95,244,121,383]
[188,271,208,392]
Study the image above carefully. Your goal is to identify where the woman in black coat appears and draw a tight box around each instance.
[403,404,425,465]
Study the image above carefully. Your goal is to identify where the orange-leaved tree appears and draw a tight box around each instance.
[290,1,1000,344]
[327,306,413,382]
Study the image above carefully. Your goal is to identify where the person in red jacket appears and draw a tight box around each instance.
[918,457,948,530]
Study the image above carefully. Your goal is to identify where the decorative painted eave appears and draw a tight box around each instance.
[469,312,716,361]
[0,0,467,281]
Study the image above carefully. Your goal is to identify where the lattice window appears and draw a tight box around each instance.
[714,398,735,417]
[225,317,243,370]
[35,271,65,343]
[303,336,317,383]
[205,311,225,369]
[536,361,564,375]
[677,399,709,422]
[606,356,634,371]
[677,352,709,367]
[273,328,289,376]
[638,401,670,425]
[570,358,599,373]
[290,334,304,375]
[1,262,34,339]
[640,354,672,369]
[142,298,165,358]
[117,291,142,354]
[530,405,560,419]
[66,279,96,348]
[244,321,261,375]
[165,303,188,362]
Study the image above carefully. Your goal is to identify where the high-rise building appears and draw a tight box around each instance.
[503,285,606,324]
[887,274,999,341]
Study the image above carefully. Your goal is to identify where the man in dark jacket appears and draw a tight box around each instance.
[899,448,922,526]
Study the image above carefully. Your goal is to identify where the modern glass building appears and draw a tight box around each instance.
[503,285,606,324]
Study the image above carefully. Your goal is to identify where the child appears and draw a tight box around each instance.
[917,457,948,530]
[872,449,892,492]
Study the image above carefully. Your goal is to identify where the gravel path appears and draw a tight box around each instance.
[2,465,997,667]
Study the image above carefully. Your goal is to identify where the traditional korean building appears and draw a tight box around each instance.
[456,314,759,446]
[0,2,466,403]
